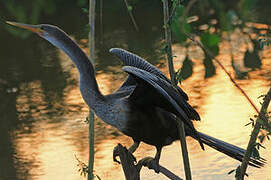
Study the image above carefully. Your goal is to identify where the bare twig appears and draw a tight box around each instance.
[239,88,271,179]
[123,0,139,31]
[75,154,89,176]
[162,0,192,179]
[88,0,96,179]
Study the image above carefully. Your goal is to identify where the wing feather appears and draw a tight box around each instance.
[123,66,204,149]
[110,48,189,101]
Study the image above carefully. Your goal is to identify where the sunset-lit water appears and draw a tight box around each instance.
[1,1,271,180]
[7,39,271,180]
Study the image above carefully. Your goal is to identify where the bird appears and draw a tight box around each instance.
[7,21,265,172]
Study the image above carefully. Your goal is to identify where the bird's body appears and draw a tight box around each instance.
[7,21,265,171]
[82,69,180,148]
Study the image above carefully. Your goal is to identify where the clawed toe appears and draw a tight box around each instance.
[138,157,160,173]
[153,161,160,173]
[113,146,121,164]
[113,144,137,164]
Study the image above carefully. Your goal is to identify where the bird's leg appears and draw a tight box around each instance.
[113,141,140,164]
[128,141,140,153]
[138,146,162,173]
[127,141,140,162]
[153,146,162,173]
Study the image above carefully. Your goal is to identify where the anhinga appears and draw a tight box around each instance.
[7,21,265,172]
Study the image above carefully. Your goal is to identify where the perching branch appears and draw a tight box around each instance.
[113,144,140,180]
[88,0,96,179]
[113,144,183,180]
[138,157,183,180]
[239,88,271,179]
[162,0,192,179]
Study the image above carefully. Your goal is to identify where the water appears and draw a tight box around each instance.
[0,1,271,180]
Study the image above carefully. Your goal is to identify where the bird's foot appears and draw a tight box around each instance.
[138,157,160,173]
[113,144,136,164]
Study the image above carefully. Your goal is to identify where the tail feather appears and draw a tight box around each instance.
[197,132,265,168]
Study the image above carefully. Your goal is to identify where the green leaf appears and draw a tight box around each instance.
[228,169,235,175]
[128,5,133,11]
[203,56,216,78]
[170,4,191,43]
[258,135,265,143]
[183,20,191,33]
[174,4,185,18]
[78,0,87,7]
[201,32,220,47]
[209,45,219,56]
[219,10,236,31]
[171,21,187,43]
[177,56,193,82]
[256,142,266,149]
[251,147,260,159]
[201,32,220,56]
[245,122,252,126]
[257,118,265,126]
[235,165,241,179]
[81,8,88,14]
[244,41,262,69]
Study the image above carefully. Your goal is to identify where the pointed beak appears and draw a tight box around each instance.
[6,21,44,35]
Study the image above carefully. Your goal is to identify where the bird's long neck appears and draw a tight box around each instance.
[51,33,104,108]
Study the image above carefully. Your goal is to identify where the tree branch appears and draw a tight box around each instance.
[113,144,183,180]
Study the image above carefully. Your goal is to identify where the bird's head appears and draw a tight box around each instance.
[6,21,70,50]
[6,21,97,82]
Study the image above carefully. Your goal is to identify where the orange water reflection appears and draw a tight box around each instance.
[13,35,271,180]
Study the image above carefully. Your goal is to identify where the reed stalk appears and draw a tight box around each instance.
[162,0,192,179]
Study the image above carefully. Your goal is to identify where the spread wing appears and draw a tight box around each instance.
[123,66,204,149]
[110,48,188,101]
